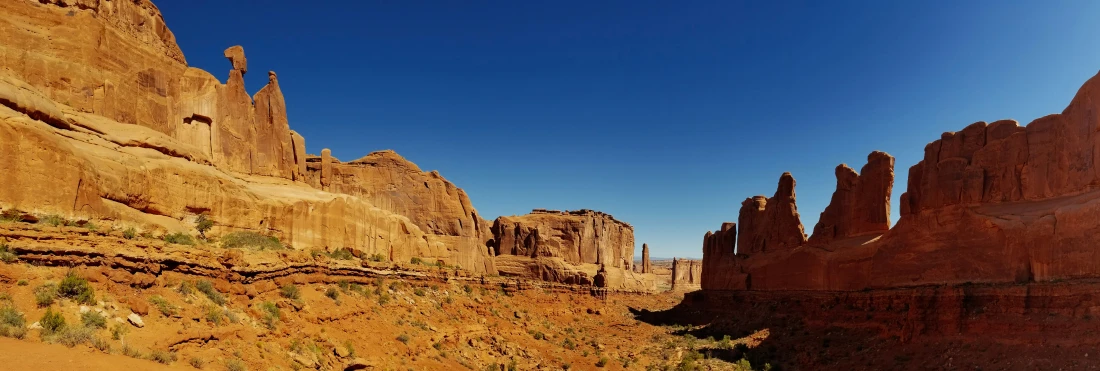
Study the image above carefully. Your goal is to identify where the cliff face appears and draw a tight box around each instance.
[736,173,807,255]
[0,0,503,273]
[490,209,651,290]
[670,258,701,291]
[701,68,1100,292]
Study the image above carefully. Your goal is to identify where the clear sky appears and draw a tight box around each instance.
[159,1,1100,259]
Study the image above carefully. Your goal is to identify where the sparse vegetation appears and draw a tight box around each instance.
[57,271,95,304]
[205,306,224,325]
[596,357,609,368]
[368,253,386,262]
[0,304,27,339]
[325,287,339,300]
[221,231,283,250]
[16,279,27,286]
[413,288,426,297]
[150,349,178,364]
[327,248,355,260]
[34,283,57,307]
[123,227,137,239]
[80,311,107,329]
[189,356,205,369]
[280,284,301,300]
[410,257,424,265]
[149,295,179,317]
[40,214,69,227]
[195,280,226,305]
[259,301,280,329]
[195,214,213,239]
[53,326,94,347]
[378,292,391,305]
[122,344,143,359]
[0,209,22,222]
[226,358,246,371]
[164,232,196,245]
[0,243,17,263]
[396,334,410,343]
[110,323,128,340]
[91,336,111,352]
[39,307,65,335]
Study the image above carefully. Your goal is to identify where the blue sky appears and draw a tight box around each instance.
[160,1,1100,258]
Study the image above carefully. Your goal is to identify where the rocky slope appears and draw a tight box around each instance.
[701,66,1100,292]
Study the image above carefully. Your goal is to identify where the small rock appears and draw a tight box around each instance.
[513,311,524,319]
[127,313,145,328]
[128,298,149,316]
[79,305,90,314]
[29,322,41,330]
[344,358,373,371]
[291,352,317,368]
[335,345,351,358]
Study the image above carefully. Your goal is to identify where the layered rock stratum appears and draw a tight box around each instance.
[0,0,654,289]
[701,67,1100,292]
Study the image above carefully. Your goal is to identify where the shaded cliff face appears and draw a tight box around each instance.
[670,258,701,291]
[0,0,500,273]
[701,68,1100,291]
[737,173,807,255]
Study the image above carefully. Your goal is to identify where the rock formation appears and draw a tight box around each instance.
[491,209,650,290]
[700,222,743,290]
[807,151,894,245]
[700,68,1100,292]
[670,258,702,291]
[736,173,807,255]
[0,0,505,275]
[302,150,496,273]
[640,243,652,273]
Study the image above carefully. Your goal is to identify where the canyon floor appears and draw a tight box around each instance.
[0,220,763,371]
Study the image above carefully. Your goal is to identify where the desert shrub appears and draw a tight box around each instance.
[279,284,300,300]
[34,283,57,307]
[396,334,410,343]
[121,344,143,359]
[164,232,195,245]
[189,357,205,369]
[463,284,473,295]
[178,281,194,296]
[327,248,355,260]
[259,301,279,329]
[91,336,111,352]
[205,306,224,325]
[0,305,26,339]
[378,293,391,305]
[562,337,576,350]
[150,349,178,364]
[0,243,16,263]
[122,227,137,240]
[349,283,369,296]
[195,280,226,305]
[410,257,424,265]
[39,307,65,335]
[149,295,178,317]
[528,330,545,340]
[0,209,22,222]
[80,311,107,329]
[413,288,426,297]
[53,326,94,347]
[16,279,27,286]
[83,222,98,231]
[368,253,386,262]
[596,357,609,368]
[57,272,95,305]
[225,358,246,371]
[110,323,128,340]
[40,214,68,227]
[325,287,339,300]
[195,214,214,239]
[221,231,283,250]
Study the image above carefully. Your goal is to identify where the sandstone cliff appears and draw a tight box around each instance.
[736,173,807,255]
[670,258,702,291]
[491,209,653,290]
[701,68,1100,291]
[0,0,501,274]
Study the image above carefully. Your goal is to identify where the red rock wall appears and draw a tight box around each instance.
[737,173,807,255]
[491,209,635,272]
[701,69,1100,291]
[671,258,702,291]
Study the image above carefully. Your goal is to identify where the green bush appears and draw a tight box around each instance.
[205,306,224,326]
[195,280,226,306]
[149,295,178,317]
[164,232,195,245]
[122,227,137,240]
[39,307,65,335]
[221,231,283,250]
[327,248,355,260]
[378,293,391,306]
[396,334,410,343]
[34,283,57,307]
[110,323,128,340]
[189,357,205,369]
[596,357,609,368]
[80,311,107,329]
[0,209,22,222]
[57,272,95,305]
[325,287,339,300]
[368,254,386,262]
[53,326,93,347]
[0,243,16,263]
[225,358,246,371]
[40,214,69,227]
[413,288,426,297]
[195,214,214,239]
[410,257,424,265]
[121,344,143,359]
[259,301,280,330]
[0,305,26,339]
[279,284,300,300]
[150,349,178,364]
